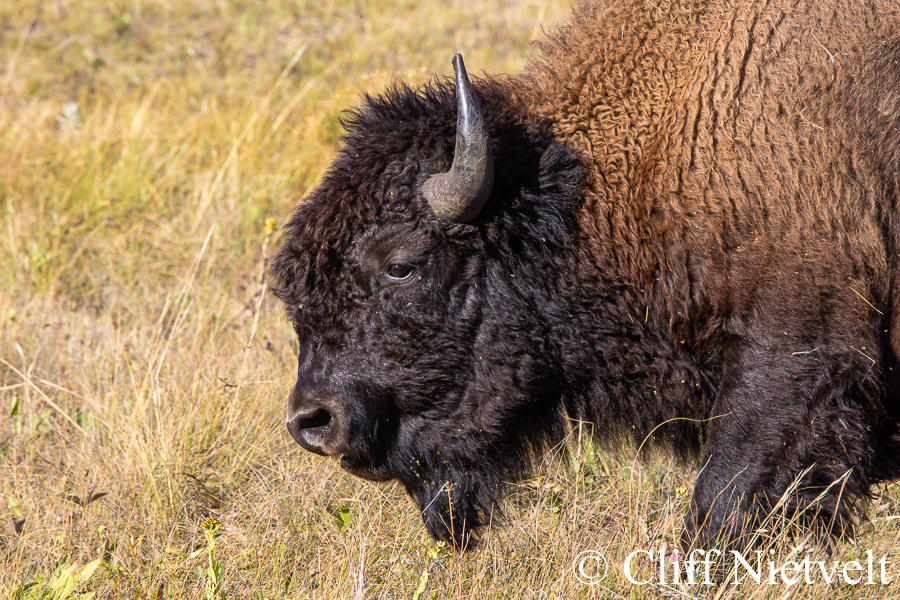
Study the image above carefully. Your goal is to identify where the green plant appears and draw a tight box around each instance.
[193,517,227,600]
[12,559,103,600]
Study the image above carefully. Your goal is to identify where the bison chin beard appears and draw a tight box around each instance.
[399,455,514,550]
[394,392,565,548]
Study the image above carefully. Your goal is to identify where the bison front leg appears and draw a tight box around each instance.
[682,342,874,550]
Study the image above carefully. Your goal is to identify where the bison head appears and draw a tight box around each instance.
[271,56,583,546]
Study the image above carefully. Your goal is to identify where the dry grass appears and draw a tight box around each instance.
[2,0,900,598]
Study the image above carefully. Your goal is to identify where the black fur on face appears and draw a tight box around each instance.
[270,79,584,546]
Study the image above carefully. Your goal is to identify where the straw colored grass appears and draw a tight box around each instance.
[2,0,899,598]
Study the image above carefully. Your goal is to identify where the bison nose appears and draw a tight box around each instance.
[286,407,334,455]
[285,383,347,456]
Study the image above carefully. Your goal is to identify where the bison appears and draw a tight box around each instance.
[271,0,900,550]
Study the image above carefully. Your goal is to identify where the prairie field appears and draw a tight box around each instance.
[2,0,900,598]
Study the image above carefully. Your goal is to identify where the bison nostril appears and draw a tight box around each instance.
[287,407,335,455]
[299,409,332,431]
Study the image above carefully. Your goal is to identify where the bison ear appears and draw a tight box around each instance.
[421,54,495,223]
[536,142,583,211]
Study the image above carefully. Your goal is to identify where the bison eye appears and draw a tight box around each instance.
[385,263,415,281]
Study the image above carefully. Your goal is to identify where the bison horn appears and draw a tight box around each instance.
[422,54,494,223]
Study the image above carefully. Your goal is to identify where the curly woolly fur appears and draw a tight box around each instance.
[271,0,900,548]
